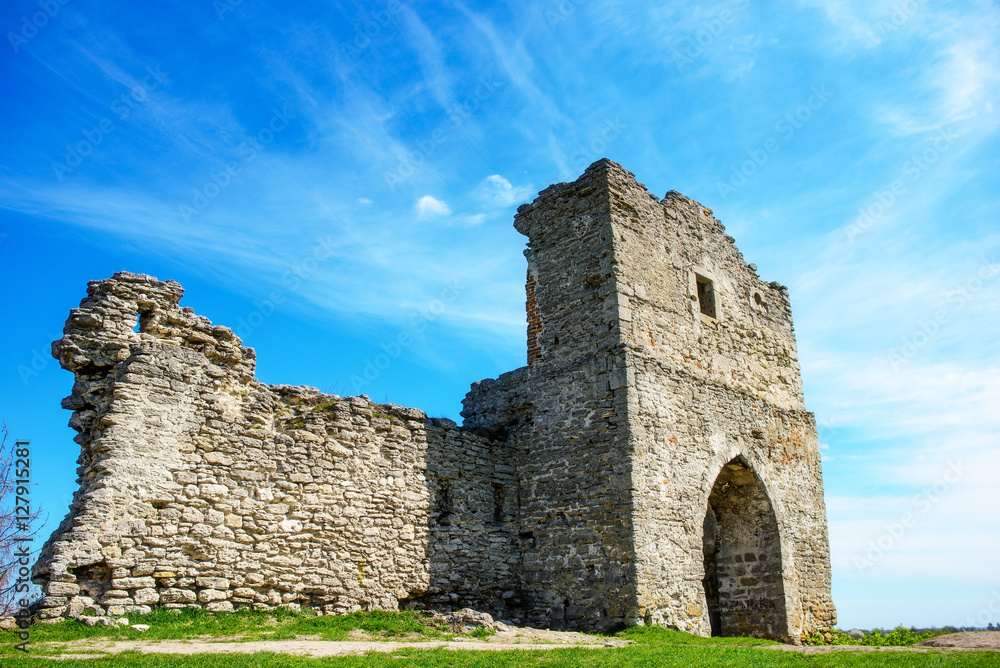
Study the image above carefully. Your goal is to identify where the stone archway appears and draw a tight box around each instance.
[701,456,788,639]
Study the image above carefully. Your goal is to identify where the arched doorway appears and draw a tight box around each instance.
[702,456,788,639]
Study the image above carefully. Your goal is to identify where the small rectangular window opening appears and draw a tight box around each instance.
[134,309,153,334]
[696,275,717,319]
[492,483,505,523]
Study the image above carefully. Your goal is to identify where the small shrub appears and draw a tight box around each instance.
[802,626,938,647]
[470,626,494,639]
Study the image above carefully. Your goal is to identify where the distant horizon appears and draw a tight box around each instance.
[3,0,998,631]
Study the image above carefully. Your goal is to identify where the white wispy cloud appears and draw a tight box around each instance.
[793,228,1000,612]
[397,5,457,114]
[800,0,1000,135]
[478,174,533,207]
[452,1,570,135]
[415,195,451,218]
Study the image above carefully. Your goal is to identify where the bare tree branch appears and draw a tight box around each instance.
[0,422,45,617]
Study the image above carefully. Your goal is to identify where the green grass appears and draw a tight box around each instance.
[617,624,780,646]
[469,626,494,640]
[1,645,999,668]
[1,613,998,667]
[0,608,452,650]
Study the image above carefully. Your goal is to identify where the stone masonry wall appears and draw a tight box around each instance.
[463,160,638,631]
[464,160,835,640]
[600,163,836,639]
[34,272,520,621]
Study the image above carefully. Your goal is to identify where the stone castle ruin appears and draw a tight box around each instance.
[33,159,836,641]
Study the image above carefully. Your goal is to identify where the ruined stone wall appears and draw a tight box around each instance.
[463,161,638,631]
[34,272,520,621]
[599,163,836,639]
[34,159,836,640]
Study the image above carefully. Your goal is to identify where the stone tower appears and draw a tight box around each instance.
[462,159,836,638]
[33,159,834,642]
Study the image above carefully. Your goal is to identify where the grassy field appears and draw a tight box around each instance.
[2,607,451,645]
[1,610,997,667]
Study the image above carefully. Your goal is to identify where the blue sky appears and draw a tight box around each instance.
[2,0,998,631]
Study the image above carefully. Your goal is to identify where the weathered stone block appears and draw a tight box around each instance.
[181,508,204,523]
[132,588,160,605]
[197,589,229,603]
[160,588,197,604]
[111,577,155,590]
[39,596,68,608]
[195,577,229,590]
[46,582,80,597]
[67,596,96,618]
[206,601,234,613]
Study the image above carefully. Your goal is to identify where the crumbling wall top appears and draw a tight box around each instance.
[53,271,256,381]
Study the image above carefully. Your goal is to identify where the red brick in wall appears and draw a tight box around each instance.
[526,271,542,365]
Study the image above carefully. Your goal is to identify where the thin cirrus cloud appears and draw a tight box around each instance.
[478,174,533,207]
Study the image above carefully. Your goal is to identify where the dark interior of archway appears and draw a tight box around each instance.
[702,457,788,639]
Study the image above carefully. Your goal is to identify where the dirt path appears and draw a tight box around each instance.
[42,623,629,659]
[43,638,623,660]
[916,631,1000,650]
[763,631,1000,654]
[36,630,1000,659]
